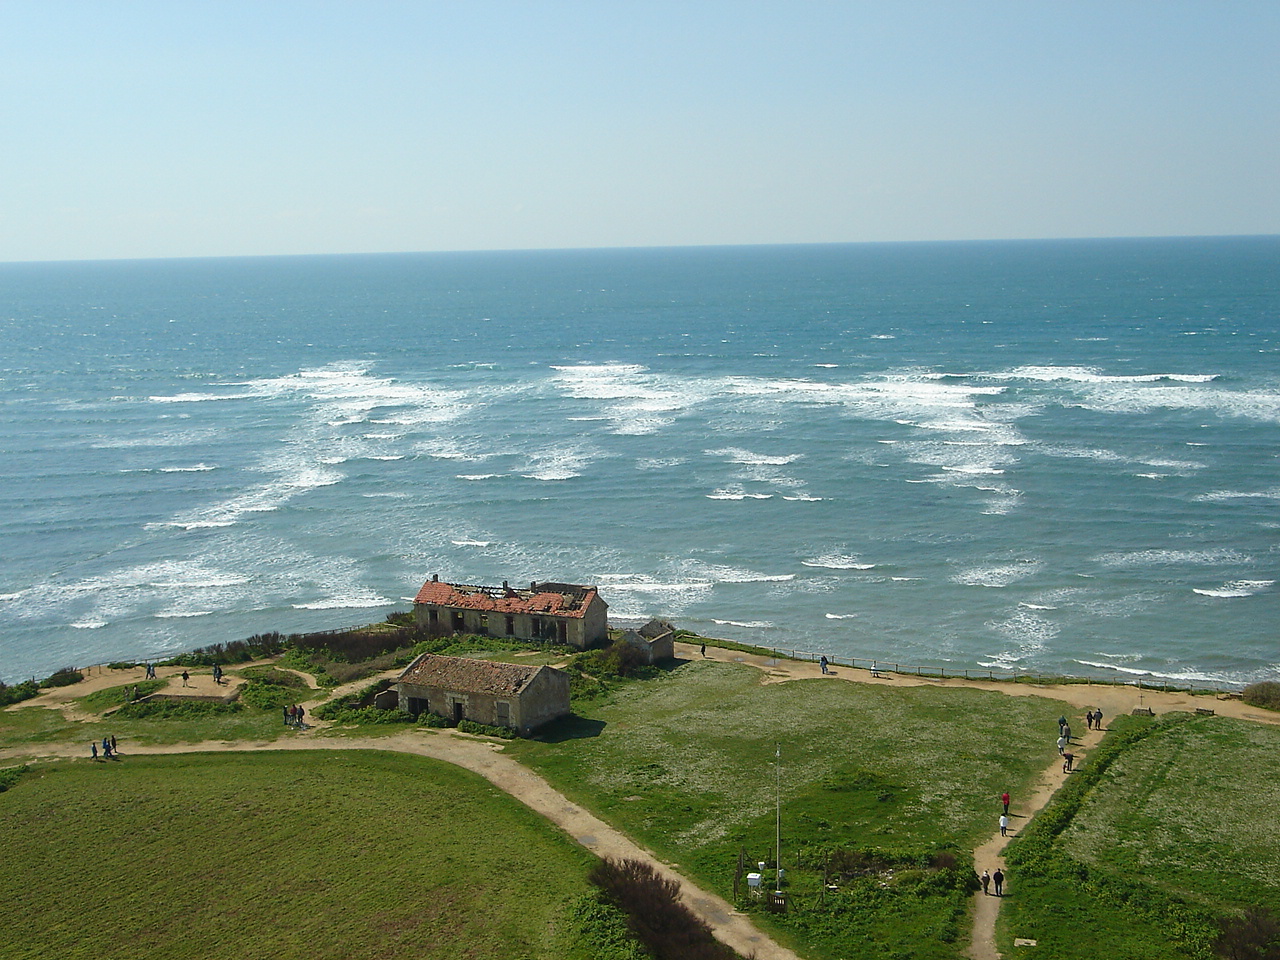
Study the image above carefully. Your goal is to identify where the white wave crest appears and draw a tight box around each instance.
[1193,580,1274,599]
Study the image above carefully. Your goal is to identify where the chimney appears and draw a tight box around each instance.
[432,573,439,582]
[503,580,509,590]
[530,581,537,591]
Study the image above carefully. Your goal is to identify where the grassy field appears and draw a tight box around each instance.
[0,750,608,960]
[6,647,1277,960]
[507,658,1068,960]
[998,713,1280,960]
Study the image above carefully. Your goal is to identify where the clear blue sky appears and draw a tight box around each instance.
[3,1,1277,261]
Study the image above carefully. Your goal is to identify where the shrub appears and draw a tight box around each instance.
[1242,682,1280,712]
[589,857,741,960]
[416,712,450,729]
[0,764,30,793]
[563,893,650,960]
[0,680,39,707]
[318,706,415,725]
[42,667,84,688]
[457,719,517,740]
[113,700,241,720]
[1215,906,1280,960]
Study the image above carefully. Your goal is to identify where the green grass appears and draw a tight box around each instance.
[1061,714,1280,911]
[0,750,607,960]
[507,659,1067,959]
[997,713,1280,960]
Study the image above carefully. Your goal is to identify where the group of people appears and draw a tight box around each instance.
[980,868,1005,896]
[284,704,307,728]
[212,664,226,685]
[91,735,118,760]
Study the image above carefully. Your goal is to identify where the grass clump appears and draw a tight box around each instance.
[590,857,740,960]
[1242,681,1280,711]
[236,667,312,711]
[40,667,84,688]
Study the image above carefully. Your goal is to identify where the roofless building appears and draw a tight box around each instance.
[412,575,608,651]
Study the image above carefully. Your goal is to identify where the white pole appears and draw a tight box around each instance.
[775,743,782,894]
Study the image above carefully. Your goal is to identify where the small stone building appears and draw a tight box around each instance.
[619,618,676,664]
[413,575,608,651]
[394,653,570,735]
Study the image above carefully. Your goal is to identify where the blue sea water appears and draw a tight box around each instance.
[1,238,1277,686]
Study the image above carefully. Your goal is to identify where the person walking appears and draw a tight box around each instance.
[981,870,990,895]
[993,868,1004,896]
[1086,709,1094,730]
[819,655,828,675]
[700,643,706,657]
[91,741,98,760]
[1000,814,1009,837]
[181,670,189,687]
[1001,791,1010,815]
[1063,752,1075,772]
[1094,708,1103,730]
[1057,734,1068,755]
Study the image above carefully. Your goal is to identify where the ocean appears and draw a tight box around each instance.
[1,237,1277,687]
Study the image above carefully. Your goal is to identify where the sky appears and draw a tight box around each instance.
[2,1,1278,262]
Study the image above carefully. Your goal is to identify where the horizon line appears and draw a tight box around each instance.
[3,232,1278,268]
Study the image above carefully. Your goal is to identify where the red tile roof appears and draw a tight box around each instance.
[413,578,600,618]
[396,653,556,696]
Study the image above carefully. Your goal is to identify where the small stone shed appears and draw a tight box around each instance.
[619,618,676,664]
[394,653,570,735]
[413,575,608,651]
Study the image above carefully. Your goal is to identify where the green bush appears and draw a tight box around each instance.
[457,719,517,740]
[416,712,450,729]
[113,700,242,720]
[319,706,416,725]
[562,893,650,960]
[1243,681,1280,711]
[41,667,84,688]
[0,765,30,793]
[589,857,740,960]
[0,680,39,707]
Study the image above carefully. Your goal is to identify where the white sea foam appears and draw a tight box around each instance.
[706,447,803,466]
[1195,486,1280,502]
[155,610,213,618]
[1193,580,1273,598]
[825,613,858,619]
[707,486,773,500]
[293,596,393,610]
[782,493,824,501]
[71,619,107,629]
[159,463,216,472]
[995,365,1218,384]
[952,560,1042,588]
[1019,602,1057,611]
[802,555,875,570]
[451,539,492,547]
[457,474,503,480]
[1095,548,1252,567]
[1073,659,1226,684]
[711,619,774,628]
